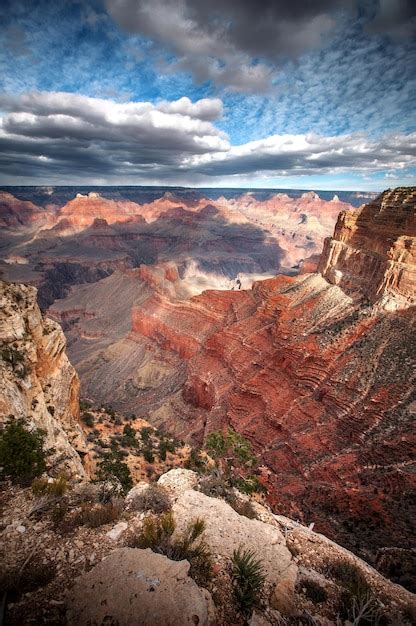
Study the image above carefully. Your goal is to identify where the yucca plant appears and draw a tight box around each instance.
[231,546,266,613]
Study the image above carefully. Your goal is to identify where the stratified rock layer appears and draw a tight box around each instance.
[0,281,86,478]
[319,187,416,309]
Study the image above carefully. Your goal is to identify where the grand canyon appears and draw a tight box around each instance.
[1,185,415,578]
[1,0,416,623]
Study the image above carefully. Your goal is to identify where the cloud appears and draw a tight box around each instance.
[0,91,415,184]
[191,132,416,177]
[105,0,349,92]
[105,0,416,91]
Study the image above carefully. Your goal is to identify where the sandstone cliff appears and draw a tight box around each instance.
[319,187,416,309]
[64,187,414,568]
[0,280,87,478]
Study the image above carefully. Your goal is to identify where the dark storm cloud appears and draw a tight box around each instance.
[105,0,416,91]
[1,91,415,183]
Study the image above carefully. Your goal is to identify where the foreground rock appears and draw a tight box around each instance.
[66,547,216,626]
[0,280,87,478]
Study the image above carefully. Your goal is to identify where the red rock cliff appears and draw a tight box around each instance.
[319,187,416,309]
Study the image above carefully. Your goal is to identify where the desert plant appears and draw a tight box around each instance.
[329,559,383,625]
[159,438,176,461]
[78,500,123,528]
[97,450,133,494]
[81,411,95,427]
[140,426,153,444]
[0,418,47,485]
[122,424,138,447]
[231,546,266,613]
[32,474,69,497]
[127,513,213,586]
[129,484,171,514]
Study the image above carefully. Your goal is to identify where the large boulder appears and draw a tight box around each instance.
[157,468,199,500]
[173,489,297,613]
[66,548,215,626]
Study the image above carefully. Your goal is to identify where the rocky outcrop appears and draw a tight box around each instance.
[0,192,44,227]
[319,187,416,309]
[66,548,216,626]
[0,281,87,478]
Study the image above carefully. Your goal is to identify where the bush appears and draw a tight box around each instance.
[129,485,171,514]
[143,446,154,463]
[328,560,383,625]
[0,418,47,485]
[97,451,133,494]
[159,438,176,461]
[233,475,264,495]
[81,412,95,427]
[140,426,153,444]
[78,500,123,528]
[231,546,265,614]
[300,579,328,604]
[32,474,69,497]
[127,513,213,586]
[122,424,137,447]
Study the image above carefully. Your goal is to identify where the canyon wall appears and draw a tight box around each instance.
[0,281,87,478]
[319,187,416,309]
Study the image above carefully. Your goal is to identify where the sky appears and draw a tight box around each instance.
[0,0,415,190]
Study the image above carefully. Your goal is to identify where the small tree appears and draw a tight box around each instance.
[0,418,47,485]
[97,450,133,494]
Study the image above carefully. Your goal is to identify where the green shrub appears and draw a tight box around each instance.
[205,429,256,468]
[122,424,137,447]
[81,412,95,427]
[97,450,133,494]
[159,438,176,461]
[129,484,171,514]
[140,426,153,444]
[127,513,213,586]
[233,475,264,495]
[0,418,47,485]
[185,447,207,473]
[231,546,265,613]
[143,446,154,463]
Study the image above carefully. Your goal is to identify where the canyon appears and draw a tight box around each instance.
[1,185,415,584]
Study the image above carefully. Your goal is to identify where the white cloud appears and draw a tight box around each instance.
[0,91,415,184]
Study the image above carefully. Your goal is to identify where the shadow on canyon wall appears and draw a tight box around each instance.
[17,204,284,309]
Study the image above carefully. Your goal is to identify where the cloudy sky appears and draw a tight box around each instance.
[0,0,415,190]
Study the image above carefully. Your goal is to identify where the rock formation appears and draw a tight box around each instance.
[67,548,216,626]
[53,188,415,566]
[319,187,416,309]
[0,280,87,478]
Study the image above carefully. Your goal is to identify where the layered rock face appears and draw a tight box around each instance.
[69,187,413,564]
[0,191,45,227]
[0,281,87,478]
[319,187,416,309]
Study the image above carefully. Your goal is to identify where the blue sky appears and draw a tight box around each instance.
[0,0,415,190]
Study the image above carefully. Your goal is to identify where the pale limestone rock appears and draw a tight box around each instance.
[106,521,128,541]
[157,468,199,500]
[173,490,297,587]
[66,548,216,626]
[0,281,87,479]
[125,481,149,507]
[270,563,297,616]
